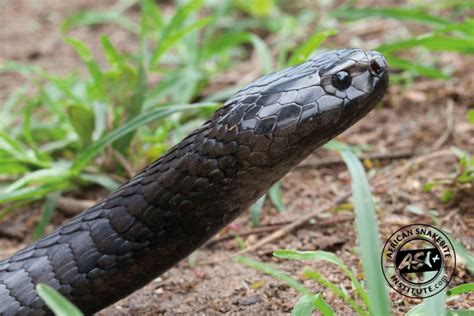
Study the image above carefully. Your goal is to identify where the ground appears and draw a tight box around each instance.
[0,0,473,315]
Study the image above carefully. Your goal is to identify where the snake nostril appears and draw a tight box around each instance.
[370,57,387,75]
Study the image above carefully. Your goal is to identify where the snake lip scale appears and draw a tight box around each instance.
[0,48,388,315]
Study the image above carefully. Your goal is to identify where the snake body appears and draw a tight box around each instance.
[0,49,388,315]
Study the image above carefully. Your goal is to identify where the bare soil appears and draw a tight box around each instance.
[1,0,473,315]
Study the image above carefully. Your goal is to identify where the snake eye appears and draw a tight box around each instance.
[332,71,352,90]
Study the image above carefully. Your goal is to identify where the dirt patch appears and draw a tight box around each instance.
[1,1,473,315]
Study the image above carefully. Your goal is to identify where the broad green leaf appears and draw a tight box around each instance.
[37,284,83,316]
[341,150,391,316]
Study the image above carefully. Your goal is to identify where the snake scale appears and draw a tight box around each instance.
[0,48,388,315]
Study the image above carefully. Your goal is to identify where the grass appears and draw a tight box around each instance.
[238,151,474,315]
[0,1,473,314]
[0,0,339,233]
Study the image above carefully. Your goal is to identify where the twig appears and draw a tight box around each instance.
[112,149,136,178]
[56,197,96,216]
[432,99,455,150]
[205,223,291,248]
[237,191,352,255]
[297,150,414,169]
[376,148,455,185]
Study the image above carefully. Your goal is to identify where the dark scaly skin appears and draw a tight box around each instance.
[0,49,388,315]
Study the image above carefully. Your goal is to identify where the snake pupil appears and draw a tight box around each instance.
[332,71,351,90]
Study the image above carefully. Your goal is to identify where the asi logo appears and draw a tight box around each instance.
[381,224,456,298]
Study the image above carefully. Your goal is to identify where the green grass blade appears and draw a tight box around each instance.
[292,293,334,316]
[236,256,311,295]
[65,38,104,91]
[100,35,126,69]
[292,295,314,316]
[384,55,448,79]
[303,269,367,315]
[141,0,164,31]
[237,256,335,315]
[112,64,147,153]
[151,17,212,66]
[33,191,61,240]
[309,294,335,316]
[423,286,446,316]
[446,310,474,316]
[447,283,474,296]
[150,0,206,66]
[274,250,370,312]
[78,173,120,191]
[251,195,266,227]
[269,182,285,212]
[378,35,474,54]
[288,29,338,66]
[0,131,50,168]
[0,183,73,204]
[203,31,252,60]
[67,104,95,147]
[340,150,391,316]
[445,232,474,275]
[61,10,139,33]
[71,103,218,173]
[36,283,83,316]
[249,34,273,74]
[331,7,450,27]
[233,0,275,17]
[3,167,72,193]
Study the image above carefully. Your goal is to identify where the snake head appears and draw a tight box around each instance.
[218,49,388,156]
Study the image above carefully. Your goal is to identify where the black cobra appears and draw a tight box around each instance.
[0,49,388,315]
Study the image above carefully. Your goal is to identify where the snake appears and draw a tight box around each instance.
[0,48,388,315]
